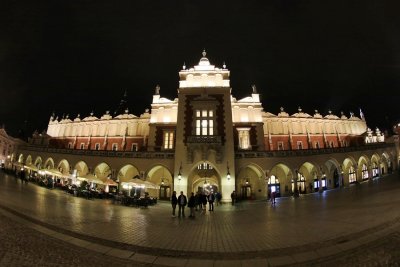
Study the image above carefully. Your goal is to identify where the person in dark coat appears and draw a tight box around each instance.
[201,193,207,210]
[177,191,187,217]
[231,190,236,206]
[171,191,178,217]
[188,192,195,218]
[208,193,215,211]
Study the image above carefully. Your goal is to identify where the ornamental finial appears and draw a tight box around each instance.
[202,49,206,57]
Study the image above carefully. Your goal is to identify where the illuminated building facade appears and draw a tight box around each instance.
[13,51,398,202]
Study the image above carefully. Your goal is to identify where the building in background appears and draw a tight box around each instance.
[0,127,25,169]
[13,51,398,202]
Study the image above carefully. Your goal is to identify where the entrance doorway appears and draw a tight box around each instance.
[159,185,171,200]
[268,175,280,197]
[241,185,252,199]
[333,169,339,188]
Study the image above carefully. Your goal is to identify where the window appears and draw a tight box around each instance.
[67,143,72,149]
[330,141,334,148]
[277,142,284,151]
[297,141,303,150]
[349,166,357,183]
[362,164,368,180]
[315,141,320,149]
[95,143,100,150]
[372,163,379,177]
[237,128,251,149]
[268,175,280,193]
[80,143,85,150]
[195,109,214,136]
[131,144,138,151]
[112,143,118,151]
[163,131,174,150]
[197,162,212,170]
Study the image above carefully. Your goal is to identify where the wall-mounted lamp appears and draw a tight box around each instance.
[178,162,182,181]
[227,161,231,181]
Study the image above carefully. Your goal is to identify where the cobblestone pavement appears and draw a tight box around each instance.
[0,213,146,267]
[1,171,400,266]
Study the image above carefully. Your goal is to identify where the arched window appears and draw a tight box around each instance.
[372,163,379,177]
[292,172,306,193]
[349,166,357,183]
[362,164,368,180]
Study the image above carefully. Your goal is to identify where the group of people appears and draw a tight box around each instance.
[170,191,222,218]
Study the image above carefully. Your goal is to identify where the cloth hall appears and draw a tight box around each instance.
[11,51,399,203]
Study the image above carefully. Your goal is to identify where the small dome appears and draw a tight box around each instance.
[199,49,210,66]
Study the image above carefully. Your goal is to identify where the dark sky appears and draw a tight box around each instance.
[1,1,400,137]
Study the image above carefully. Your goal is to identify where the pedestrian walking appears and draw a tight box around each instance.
[216,191,222,206]
[171,191,177,217]
[208,192,215,211]
[177,191,187,217]
[201,193,207,210]
[188,192,195,218]
[195,192,200,211]
[271,191,276,206]
[231,190,236,206]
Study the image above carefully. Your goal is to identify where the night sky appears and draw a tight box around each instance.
[1,1,399,138]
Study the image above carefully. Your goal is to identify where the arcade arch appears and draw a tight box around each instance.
[296,162,320,194]
[117,164,140,182]
[268,163,293,197]
[74,161,89,177]
[342,157,357,185]
[94,162,111,180]
[371,154,381,178]
[25,155,32,165]
[34,156,42,169]
[358,155,370,181]
[57,159,71,176]
[322,158,341,189]
[236,164,264,200]
[189,161,220,196]
[44,158,55,170]
[146,165,172,200]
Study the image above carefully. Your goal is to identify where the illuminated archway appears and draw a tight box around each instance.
[57,159,71,176]
[34,156,42,169]
[343,157,357,185]
[74,161,89,176]
[18,154,24,163]
[44,158,55,170]
[296,161,321,193]
[146,165,172,199]
[117,164,140,182]
[25,155,32,165]
[322,158,341,188]
[371,154,380,178]
[189,161,221,196]
[236,163,265,200]
[94,162,111,180]
[358,155,370,181]
[268,163,294,197]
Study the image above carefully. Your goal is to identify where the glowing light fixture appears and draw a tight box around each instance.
[227,161,231,181]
